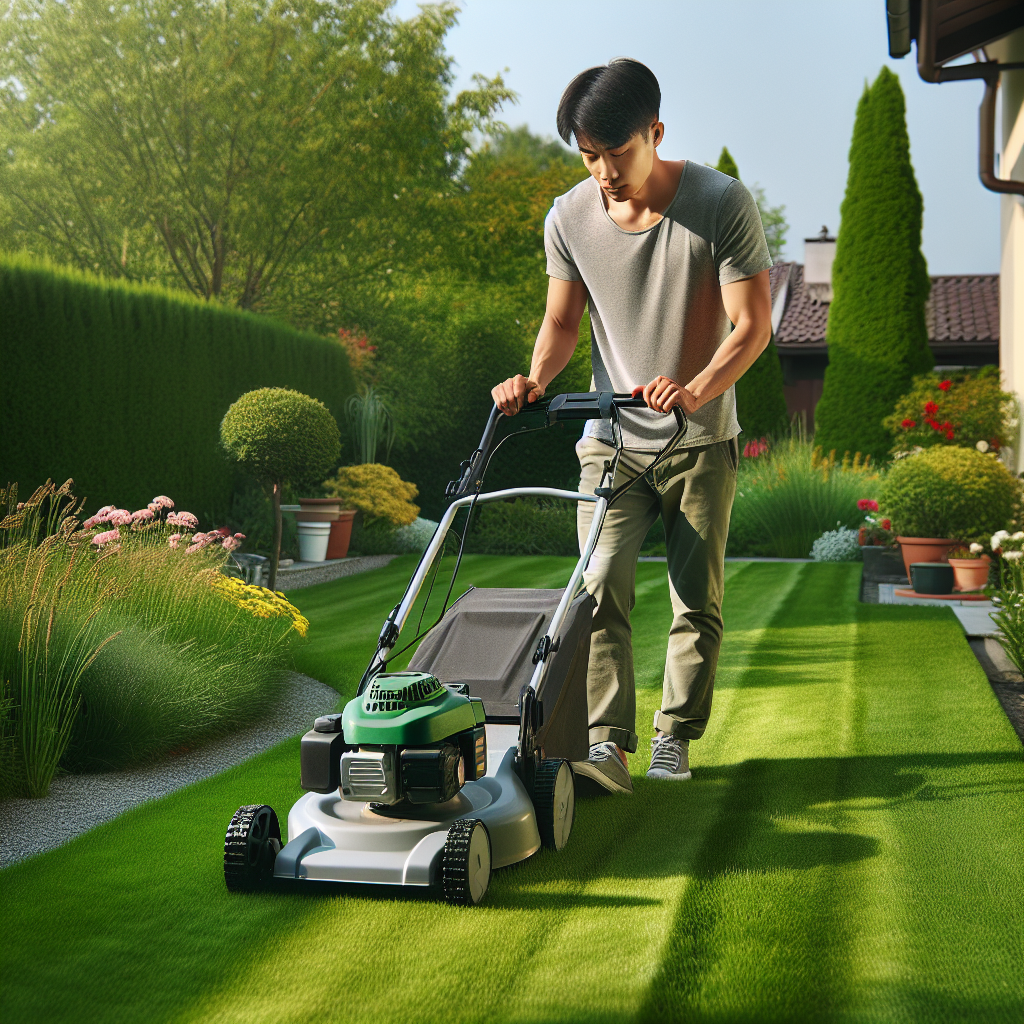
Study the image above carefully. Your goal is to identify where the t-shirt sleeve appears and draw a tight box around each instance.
[714,179,773,285]
[544,205,582,281]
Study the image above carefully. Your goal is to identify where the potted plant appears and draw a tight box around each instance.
[947,543,991,592]
[321,463,419,556]
[220,388,341,589]
[856,499,904,579]
[878,446,1021,581]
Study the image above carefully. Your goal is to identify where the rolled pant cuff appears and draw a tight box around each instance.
[654,711,705,742]
[589,726,638,754]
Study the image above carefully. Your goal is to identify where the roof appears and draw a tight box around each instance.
[769,262,999,355]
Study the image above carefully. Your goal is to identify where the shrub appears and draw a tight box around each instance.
[221,388,341,589]
[322,464,420,527]
[878,446,1021,542]
[393,517,439,554]
[466,498,578,556]
[992,555,1024,674]
[346,386,396,465]
[883,368,1015,457]
[811,526,862,562]
[813,68,933,463]
[735,340,790,442]
[729,428,879,558]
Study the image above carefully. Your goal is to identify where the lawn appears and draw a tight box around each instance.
[2,558,1021,1023]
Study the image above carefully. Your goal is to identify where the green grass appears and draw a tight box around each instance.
[2,559,1021,1023]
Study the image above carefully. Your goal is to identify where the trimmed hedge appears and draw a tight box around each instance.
[1,253,354,518]
[735,335,790,441]
[813,68,933,463]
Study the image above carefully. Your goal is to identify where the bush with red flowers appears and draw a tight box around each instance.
[884,368,1014,459]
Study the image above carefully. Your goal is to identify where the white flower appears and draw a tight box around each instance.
[976,440,990,453]
[992,530,1010,550]
[1004,550,1023,562]
[1013,532,1024,541]
[969,542,984,554]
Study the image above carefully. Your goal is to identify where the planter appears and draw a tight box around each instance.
[296,497,342,523]
[296,521,332,562]
[910,562,954,595]
[860,545,906,581]
[948,556,991,593]
[326,510,357,560]
[895,536,958,581]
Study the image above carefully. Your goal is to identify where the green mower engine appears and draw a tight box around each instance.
[300,672,487,806]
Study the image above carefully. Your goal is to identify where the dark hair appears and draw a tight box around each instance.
[556,58,661,149]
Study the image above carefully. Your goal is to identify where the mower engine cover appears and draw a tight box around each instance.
[339,672,486,806]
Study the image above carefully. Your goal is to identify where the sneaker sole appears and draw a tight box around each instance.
[571,760,633,795]
[646,769,692,781]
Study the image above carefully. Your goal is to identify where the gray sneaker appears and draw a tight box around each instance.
[572,741,633,794]
[647,734,691,780]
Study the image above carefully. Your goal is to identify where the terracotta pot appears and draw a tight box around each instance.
[326,510,357,560]
[296,497,342,523]
[948,556,991,593]
[895,536,958,581]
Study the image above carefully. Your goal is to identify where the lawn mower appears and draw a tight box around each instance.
[223,391,687,905]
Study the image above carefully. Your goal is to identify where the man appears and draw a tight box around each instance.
[491,58,773,793]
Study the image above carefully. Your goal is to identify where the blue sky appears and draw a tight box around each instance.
[391,0,1001,274]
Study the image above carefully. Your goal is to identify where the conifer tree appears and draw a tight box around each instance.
[813,67,933,462]
[715,147,739,179]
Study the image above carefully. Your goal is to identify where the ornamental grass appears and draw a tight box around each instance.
[0,481,304,795]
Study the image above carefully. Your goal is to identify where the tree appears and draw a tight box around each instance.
[715,147,740,180]
[714,147,787,259]
[0,0,512,309]
[813,67,933,463]
[220,388,341,590]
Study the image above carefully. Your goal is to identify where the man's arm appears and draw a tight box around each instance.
[642,268,773,414]
[491,277,588,416]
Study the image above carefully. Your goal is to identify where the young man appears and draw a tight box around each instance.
[491,58,773,793]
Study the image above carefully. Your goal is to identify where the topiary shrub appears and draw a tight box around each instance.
[221,388,341,590]
[322,464,420,527]
[878,446,1021,543]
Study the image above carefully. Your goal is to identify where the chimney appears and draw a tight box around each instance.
[803,225,836,303]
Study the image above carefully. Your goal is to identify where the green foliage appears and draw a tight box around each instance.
[715,147,740,180]
[346,386,396,465]
[712,147,787,259]
[0,253,354,519]
[224,480,299,561]
[878,446,1021,542]
[220,388,341,491]
[472,125,579,173]
[992,557,1024,674]
[729,430,880,558]
[814,68,933,464]
[883,367,1015,456]
[735,339,790,441]
[466,499,579,556]
[0,0,512,309]
[322,464,420,527]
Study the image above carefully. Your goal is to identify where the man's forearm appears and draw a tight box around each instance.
[528,316,579,393]
[685,319,771,410]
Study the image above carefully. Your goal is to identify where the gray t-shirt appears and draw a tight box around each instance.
[544,161,773,449]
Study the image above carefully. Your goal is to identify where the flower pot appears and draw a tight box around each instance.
[326,510,357,560]
[895,536,958,581]
[860,545,906,581]
[910,562,954,595]
[296,498,342,523]
[948,556,991,593]
[296,521,332,562]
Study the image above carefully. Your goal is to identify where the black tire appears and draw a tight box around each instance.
[532,759,575,851]
[224,804,282,892]
[442,818,491,906]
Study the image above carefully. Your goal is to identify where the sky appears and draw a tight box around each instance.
[390,0,1002,274]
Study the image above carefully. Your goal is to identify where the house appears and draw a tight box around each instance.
[768,228,999,429]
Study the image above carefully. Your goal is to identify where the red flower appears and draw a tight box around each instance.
[925,418,941,430]
[991,439,1001,451]
[901,418,916,429]
[881,518,891,530]
[857,499,879,512]
[923,401,939,416]
[940,421,952,432]
[938,380,952,391]
[945,430,954,440]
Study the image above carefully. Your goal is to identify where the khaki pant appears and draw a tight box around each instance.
[576,434,739,752]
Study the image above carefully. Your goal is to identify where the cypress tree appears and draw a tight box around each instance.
[714,147,789,439]
[813,67,933,462]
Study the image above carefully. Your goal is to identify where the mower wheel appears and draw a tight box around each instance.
[532,759,575,851]
[224,804,282,892]
[442,818,491,906]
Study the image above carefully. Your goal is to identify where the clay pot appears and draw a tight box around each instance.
[326,510,357,560]
[296,497,342,523]
[895,536,958,581]
[948,556,991,593]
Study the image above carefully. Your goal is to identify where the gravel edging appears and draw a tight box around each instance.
[278,554,399,591]
[0,671,339,869]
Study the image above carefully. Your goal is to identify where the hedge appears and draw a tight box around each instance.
[0,253,354,518]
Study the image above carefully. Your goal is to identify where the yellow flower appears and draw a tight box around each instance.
[212,575,309,637]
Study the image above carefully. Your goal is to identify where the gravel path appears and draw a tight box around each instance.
[0,671,339,869]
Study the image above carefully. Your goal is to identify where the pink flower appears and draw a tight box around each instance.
[743,437,769,459]
[150,495,174,509]
[233,533,245,540]
[166,511,199,530]
[191,532,208,545]
[131,508,155,522]
[168,533,182,549]
[857,499,879,512]
[221,536,242,552]
[107,509,134,527]
[92,528,120,547]
[83,505,117,529]
[185,541,202,553]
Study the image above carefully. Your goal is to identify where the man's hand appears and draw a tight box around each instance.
[492,374,545,416]
[640,376,699,416]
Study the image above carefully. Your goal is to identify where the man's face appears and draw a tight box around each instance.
[578,121,663,202]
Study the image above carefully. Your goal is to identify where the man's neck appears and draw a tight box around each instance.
[602,158,685,231]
